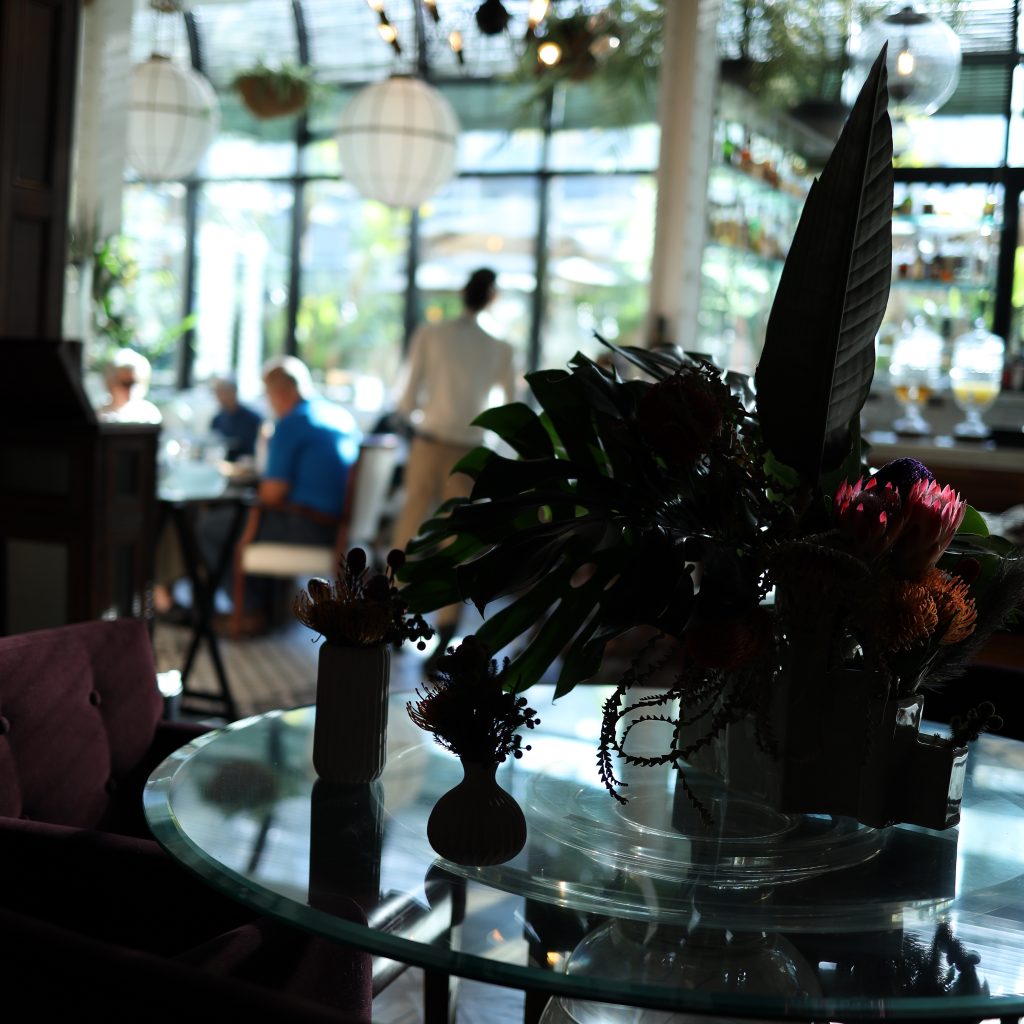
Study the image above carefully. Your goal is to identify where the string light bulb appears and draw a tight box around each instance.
[896,43,915,77]
[366,0,384,11]
[537,40,562,66]
[423,0,441,23]
[449,30,465,65]
[378,22,397,43]
[526,0,549,36]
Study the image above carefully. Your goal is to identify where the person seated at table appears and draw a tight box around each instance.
[204,356,361,636]
[210,374,262,462]
[97,348,162,424]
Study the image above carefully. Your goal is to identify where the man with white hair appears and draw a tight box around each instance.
[202,356,360,635]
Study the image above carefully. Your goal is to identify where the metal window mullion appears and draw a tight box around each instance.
[404,208,421,351]
[178,182,200,389]
[528,90,556,374]
[286,179,305,359]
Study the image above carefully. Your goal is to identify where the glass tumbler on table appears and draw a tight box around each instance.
[889,317,943,436]
[950,321,1004,439]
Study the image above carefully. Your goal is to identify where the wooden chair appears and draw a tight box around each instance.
[231,435,401,638]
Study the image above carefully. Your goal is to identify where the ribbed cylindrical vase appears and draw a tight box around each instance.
[312,643,391,784]
[427,760,526,866]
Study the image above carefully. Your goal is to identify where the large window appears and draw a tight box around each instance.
[122,1,662,399]
[542,175,657,372]
[299,182,409,383]
[193,182,294,394]
[119,184,189,383]
[418,176,540,367]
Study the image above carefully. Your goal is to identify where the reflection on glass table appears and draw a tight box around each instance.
[145,688,1024,1022]
[889,317,944,436]
[950,321,1005,439]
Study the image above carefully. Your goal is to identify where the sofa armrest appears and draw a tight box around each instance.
[0,816,254,954]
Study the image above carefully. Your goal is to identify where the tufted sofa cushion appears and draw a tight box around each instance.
[0,619,163,827]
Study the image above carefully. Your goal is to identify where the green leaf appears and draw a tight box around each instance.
[598,337,683,380]
[472,403,554,459]
[501,571,611,692]
[754,46,893,484]
[527,369,599,466]
[555,624,610,696]
[957,504,989,537]
[450,447,495,480]
[470,455,576,501]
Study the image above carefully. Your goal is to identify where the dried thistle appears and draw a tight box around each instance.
[406,635,540,766]
[294,547,433,649]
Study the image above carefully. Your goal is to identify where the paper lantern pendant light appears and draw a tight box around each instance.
[336,76,459,208]
[127,55,220,180]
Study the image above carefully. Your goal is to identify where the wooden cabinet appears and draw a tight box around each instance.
[0,340,158,634]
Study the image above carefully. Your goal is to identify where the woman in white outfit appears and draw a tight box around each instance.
[392,268,517,655]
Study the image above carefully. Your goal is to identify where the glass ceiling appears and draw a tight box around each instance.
[132,0,624,90]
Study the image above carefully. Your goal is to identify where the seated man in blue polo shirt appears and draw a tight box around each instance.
[203,356,360,635]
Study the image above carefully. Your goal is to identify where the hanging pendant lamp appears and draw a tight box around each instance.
[336,76,460,208]
[127,55,219,179]
[851,3,961,117]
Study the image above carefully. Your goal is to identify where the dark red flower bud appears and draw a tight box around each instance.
[637,373,725,467]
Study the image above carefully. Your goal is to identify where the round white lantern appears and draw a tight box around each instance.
[336,76,460,208]
[127,55,219,179]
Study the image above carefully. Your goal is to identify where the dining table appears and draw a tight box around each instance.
[145,683,1024,1023]
[157,465,257,719]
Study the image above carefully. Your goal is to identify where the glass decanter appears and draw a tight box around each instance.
[950,320,1004,439]
[889,317,943,436]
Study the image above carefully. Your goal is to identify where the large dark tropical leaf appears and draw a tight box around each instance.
[472,403,554,459]
[754,46,893,483]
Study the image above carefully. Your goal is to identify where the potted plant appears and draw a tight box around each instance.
[232,60,315,120]
[407,636,540,865]
[399,50,1024,830]
[294,548,432,784]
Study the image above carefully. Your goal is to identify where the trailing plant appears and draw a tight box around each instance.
[232,59,317,120]
[512,0,664,128]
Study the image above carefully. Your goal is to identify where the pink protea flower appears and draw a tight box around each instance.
[889,478,966,578]
[834,476,902,561]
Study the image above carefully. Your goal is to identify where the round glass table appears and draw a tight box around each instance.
[145,685,1024,1022]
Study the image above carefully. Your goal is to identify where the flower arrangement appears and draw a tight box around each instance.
[294,547,433,649]
[398,50,1024,826]
[407,636,540,767]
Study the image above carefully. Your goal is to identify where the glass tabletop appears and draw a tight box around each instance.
[144,685,1024,1020]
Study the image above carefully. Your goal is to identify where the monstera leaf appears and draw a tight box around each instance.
[754,46,893,484]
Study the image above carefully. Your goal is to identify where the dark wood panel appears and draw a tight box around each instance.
[8,217,46,336]
[0,0,78,338]
[13,2,58,185]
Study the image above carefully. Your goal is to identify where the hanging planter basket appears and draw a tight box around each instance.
[234,73,311,120]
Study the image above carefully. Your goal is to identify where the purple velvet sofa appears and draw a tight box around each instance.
[0,619,371,1020]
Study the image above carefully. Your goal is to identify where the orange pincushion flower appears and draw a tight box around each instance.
[922,568,978,646]
[865,578,939,652]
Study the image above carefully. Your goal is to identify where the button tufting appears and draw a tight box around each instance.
[0,716,9,735]
[105,778,118,794]
[89,690,102,707]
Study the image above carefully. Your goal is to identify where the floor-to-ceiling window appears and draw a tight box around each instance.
[119,0,662,401]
